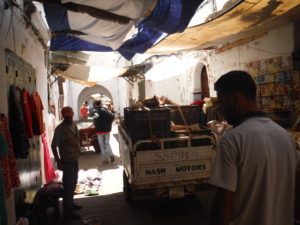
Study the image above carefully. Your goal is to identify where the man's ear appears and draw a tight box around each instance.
[228,93,238,106]
[232,92,243,104]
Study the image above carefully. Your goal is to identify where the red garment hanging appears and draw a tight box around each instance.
[22,89,34,138]
[31,92,44,135]
[42,133,55,183]
[0,114,20,198]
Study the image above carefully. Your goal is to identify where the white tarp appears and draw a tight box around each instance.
[61,0,157,50]
[61,0,157,19]
[54,64,128,86]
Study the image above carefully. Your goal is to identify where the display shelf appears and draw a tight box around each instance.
[255,70,298,112]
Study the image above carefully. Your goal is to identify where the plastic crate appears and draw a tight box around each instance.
[167,105,200,126]
[124,107,171,143]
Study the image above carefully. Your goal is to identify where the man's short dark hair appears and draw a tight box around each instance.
[214,71,257,101]
[94,100,101,106]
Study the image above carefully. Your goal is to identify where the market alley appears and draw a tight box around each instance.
[46,125,215,225]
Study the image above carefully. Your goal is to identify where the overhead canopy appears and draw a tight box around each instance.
[53,64,128,86]
[40,0,204,60]
[148,0,300,53]
[52,62,152,86]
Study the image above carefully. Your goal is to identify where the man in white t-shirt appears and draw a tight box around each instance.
[209,71,297,225]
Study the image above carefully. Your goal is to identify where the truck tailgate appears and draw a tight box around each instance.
[134,146,215,186]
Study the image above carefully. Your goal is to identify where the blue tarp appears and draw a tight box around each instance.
[45,0,204,60]
[50,34,112,52]
[142,0,202,33]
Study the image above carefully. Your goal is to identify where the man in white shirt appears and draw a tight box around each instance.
[209,71,297,225]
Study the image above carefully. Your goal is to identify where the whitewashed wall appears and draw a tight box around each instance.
[136,23,294,102]
[100,78,129,117]
[205,23,294,96]
[0,2,50,225]
[63,77,129,120]
[145,66,196,105]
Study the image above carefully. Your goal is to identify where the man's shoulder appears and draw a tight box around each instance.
[56,121,75,131]
[240,117,286,133]
[226,117,290,143]
[55,122,64,130]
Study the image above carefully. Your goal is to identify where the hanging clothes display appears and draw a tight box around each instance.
[31,92,44,135]
[41,133,55,183]
[0,114,21,197]
[8,86,29,159]
[22,89,34,138]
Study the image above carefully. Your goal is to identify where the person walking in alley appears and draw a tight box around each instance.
[51,106,82,221]
[209,71,297,225]
[92,100,115,164]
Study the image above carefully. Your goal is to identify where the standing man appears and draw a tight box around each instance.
[92,100,115,164]
[210,71,297,225]
[51,106,82,220]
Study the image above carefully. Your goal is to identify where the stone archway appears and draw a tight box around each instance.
[77,85,113,117]
[193,62,209,100]
[201,66,210,98]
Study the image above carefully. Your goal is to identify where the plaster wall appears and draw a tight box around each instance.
[145,66,197,105]
[141,23,294,103]
[99,78,129,117]
[63,77,129,120]
[134,52,208,105]
[205,23,294,96]
[0,2,50,224]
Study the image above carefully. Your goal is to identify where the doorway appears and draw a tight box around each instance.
[201,66,210,99]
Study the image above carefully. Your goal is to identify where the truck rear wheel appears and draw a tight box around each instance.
[123,170,133,204]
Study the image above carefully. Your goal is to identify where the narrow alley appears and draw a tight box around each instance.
[46,125,215,225]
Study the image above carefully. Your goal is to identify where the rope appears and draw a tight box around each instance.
[144,107,153,138]
[165,99,191,136]
[144,106,161,147]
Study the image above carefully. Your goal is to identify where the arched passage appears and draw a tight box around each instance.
[201,66,210,99]
[193,62,210,100]
[77,85,113,117]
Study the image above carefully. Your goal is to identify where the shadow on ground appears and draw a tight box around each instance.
[45,126,214,225]
[45,191,213,225]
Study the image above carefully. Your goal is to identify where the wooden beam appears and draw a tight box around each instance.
[215,33,266,54]
[34,0,131,24]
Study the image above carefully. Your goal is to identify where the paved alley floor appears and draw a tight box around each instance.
[46,125,215,225]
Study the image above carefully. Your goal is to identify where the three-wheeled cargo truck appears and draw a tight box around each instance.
[119,122,217,202]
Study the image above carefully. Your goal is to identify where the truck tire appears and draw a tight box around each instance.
[123,170,134,204]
